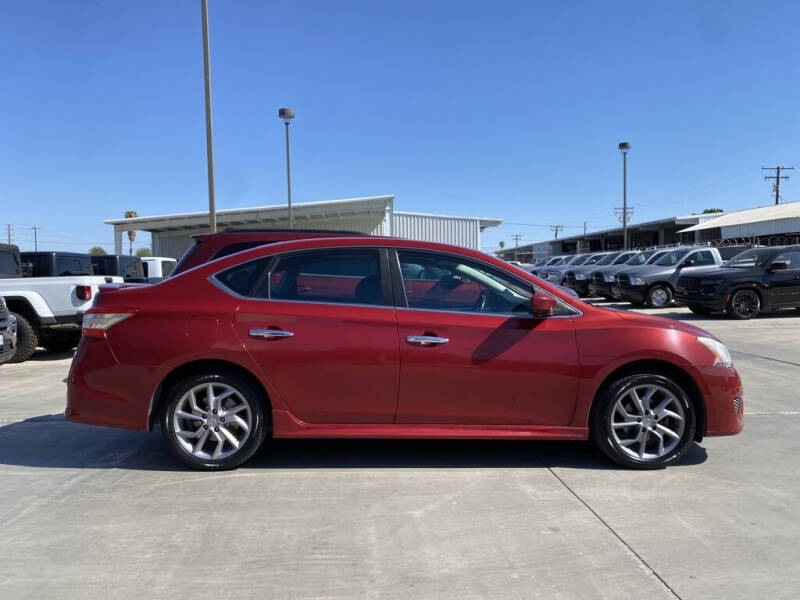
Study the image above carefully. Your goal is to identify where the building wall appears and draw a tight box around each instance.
[393,212,482,250]
[721,218,800,238]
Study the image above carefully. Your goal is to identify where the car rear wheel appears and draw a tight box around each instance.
[726,289,760,320]
[8,312,38,363]
[592,373,696,469]
[646,285,673,308]
[161,372,267,470]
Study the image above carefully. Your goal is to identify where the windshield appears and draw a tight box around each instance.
[584,254,605,265]
[569,255,591,266]
[546,257,564,266]
[625,252,649,265]
[653,248,691,266]
[725,248,776,269]
[596,253,621,266]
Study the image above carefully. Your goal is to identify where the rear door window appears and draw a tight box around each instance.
[56,255,92,276]
[0,251,21,277]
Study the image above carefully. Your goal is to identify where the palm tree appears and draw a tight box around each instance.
[124,210,138,255]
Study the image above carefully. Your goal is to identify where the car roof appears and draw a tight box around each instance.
[191,228,364,241]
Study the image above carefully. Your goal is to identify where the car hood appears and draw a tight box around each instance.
[593,264,639,276]
[678,266,760,278]
[610,308,716,339]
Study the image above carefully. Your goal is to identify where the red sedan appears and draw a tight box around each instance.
[66,237,743,470]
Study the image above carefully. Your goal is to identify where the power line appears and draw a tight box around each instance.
[762,166,793,205]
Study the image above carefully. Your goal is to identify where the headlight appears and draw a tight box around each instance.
[630,277,646,285]
[575,273,587,280]
[701,278,724,286]
[604,274,616,282]
[697,336,732,367]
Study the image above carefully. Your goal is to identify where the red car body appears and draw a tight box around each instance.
[67,237,742,450]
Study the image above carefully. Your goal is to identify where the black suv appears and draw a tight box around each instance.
[675,245,800,319]
[21,252,93,277]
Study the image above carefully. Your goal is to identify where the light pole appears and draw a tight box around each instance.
[201,0,217,233]
[279,108,295,229]
[618,142,631,250]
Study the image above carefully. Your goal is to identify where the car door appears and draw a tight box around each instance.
[392,249,581,425]
[765,249,800,306]
[222,247,400,424]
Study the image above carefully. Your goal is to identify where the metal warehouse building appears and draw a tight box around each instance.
[106,195,502,258]
[679,200,800,243]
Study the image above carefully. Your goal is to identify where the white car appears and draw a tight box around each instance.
[140,256,177,280]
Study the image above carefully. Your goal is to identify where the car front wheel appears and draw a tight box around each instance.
[646,285,673,308]
[161,371,268,470]
[592,373,696,469]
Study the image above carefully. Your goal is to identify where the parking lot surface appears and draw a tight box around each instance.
[1,304,799,599]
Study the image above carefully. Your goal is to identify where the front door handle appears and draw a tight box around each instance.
[250,328,294,340]
[406,335,449,346]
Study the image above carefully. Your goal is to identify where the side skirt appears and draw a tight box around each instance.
[272,411,589,440]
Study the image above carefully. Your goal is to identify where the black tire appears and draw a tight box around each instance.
[8,312,38,363]
[591,372,696,469]
[646,285,673,309]
[41,330,82,353]
[688,305,712,315]
[726,289,760,320]
[161,371,268,470]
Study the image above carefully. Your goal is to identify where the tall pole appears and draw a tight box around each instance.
[284,120,293,229]
[31,227,39,251]
[201,0,217,233]
[619,142,631,250]
[763,165,793,205]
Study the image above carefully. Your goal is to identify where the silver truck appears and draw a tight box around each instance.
[0,246,122,362]
[611,246,723,308]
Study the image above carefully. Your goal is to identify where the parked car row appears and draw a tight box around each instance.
[524,244,800,319]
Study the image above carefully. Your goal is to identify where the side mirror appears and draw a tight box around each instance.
[768,261,788,272]
[680,259,695,268]
[531,294,557,317]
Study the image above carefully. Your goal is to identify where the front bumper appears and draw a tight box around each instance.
[0,316,17,364]
[699,365,744,437]
[564,280,590,296]
[675,290,727,311]
[588,282,614,298]
[610,285,647,304]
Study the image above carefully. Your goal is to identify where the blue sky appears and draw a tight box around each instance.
[1,0,799,253]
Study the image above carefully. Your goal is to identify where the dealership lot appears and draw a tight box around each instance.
[1,306,798,599]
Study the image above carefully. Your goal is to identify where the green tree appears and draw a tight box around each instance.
[702,208,723,213]
[89,246,107,256]
[136,247,152,258]
[498,241,505,249]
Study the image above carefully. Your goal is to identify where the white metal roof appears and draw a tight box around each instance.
[679,201,800,233]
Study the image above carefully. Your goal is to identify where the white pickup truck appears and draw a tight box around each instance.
[0,246,122,362]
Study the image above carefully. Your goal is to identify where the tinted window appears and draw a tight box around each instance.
[91,256,114,275]
[216,257,271,296]
[774,250,800,268]
[596,253,621,266]
[161,260,175,276]
[142,262,149,277]
[687,250,715,266]
[56,255,92,276]
[268,250,382,306]
[0,251,21,277]
[120,257,144,279]
[625,252,648,265]
[569,255,591,265]
[21,255,43,277]
[654,249,691,266]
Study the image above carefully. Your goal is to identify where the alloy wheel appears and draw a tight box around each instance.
[172,382,252,460]
[648,287,670,308]
[610,384,686,460]
[732,290,760,319]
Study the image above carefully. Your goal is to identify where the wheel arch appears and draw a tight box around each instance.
[148,358,272,431]
[588,359,706,441]
[4,295,40,324]
[648,280,674,293]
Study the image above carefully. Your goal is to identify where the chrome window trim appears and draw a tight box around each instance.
[395,306,581,320]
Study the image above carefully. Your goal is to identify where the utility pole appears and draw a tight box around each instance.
[550,225,563,239]
[618,142,631,250]
[201,0,217,233]
[511,234,523,262]
[762,166,793,205]
[583,221,588,235]
[30,227,39,251]
[5,224,11,244]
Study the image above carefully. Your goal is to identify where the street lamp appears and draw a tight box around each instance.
[618,142,631,250]
[279,108,295,229]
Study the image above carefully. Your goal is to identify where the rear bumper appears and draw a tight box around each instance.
[66,336,166,431]
[611,285,646,304]
[699,365,744,437]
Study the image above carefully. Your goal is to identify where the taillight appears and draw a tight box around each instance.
[76,286,92,301]
[82,313,132,337]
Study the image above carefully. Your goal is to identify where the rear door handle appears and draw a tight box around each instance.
[250,329,294,340]
[406,335,449,346]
